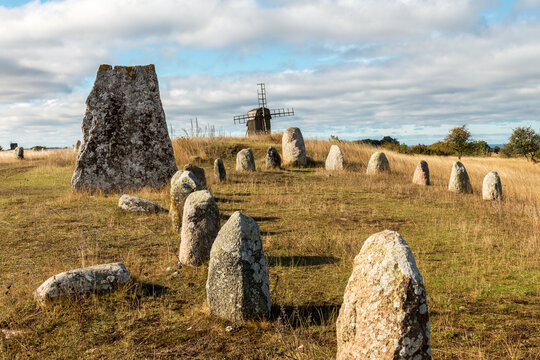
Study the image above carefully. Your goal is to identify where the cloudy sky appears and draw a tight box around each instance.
[1,0,539,148]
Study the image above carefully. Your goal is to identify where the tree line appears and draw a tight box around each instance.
[330,125,540,162]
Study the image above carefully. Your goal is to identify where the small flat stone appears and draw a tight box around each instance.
[118,194,166,213]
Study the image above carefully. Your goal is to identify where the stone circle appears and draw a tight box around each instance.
[482,171,502,200]
[118,194,166,213]
[325,144,344,170]
[282,127,307,167]
[214,158,226,183]
[236,148,256,171]
[413,160,430,185]
[265,146,281,170]
[448,161,473,194]
[170,170,203,231]
[366,152,390,174]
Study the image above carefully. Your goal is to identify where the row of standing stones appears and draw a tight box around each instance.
[34,64,499,358]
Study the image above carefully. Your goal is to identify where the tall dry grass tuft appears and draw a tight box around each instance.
[0,148,76,167]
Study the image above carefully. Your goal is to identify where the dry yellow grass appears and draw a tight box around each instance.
[0,136,538,359]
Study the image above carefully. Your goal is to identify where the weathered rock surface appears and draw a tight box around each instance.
[366,152,390,174]
[35,263,131,304]
[265,146,281,169]
[184,164,206,188]
[170,170,203,231]
[74,139,81,152]
[325,144,344,170]
[448,161,473,194]
[71,64,177,192]
[282,127,307,167]
[14,147,24,159]
[214,158,226,183]
[179,190,220,267]
[206,211,270,321]
[482,171,502,200]
[413,160,430,185]
[236,148,256,171]
[118,194,166,213]
[336,230,431,360]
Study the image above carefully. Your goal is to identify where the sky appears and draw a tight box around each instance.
[1,0,539,148]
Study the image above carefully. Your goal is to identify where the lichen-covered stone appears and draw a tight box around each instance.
[214,158,226,183]
[184,164,206,188]
[206,211,270,321]
[71,64,177,192]
[236,148,256,171]
[34,263,131,304]
[336,230,431,360]
[366,152,390,174]
[170,170,203,232]
[282,127,306,167]
[325,144,344,170]
[179,190,220,267]
[265,146,281,170]
[482,171,502,200]
[74,139,81,152]
[14,146,24,159]
[413,160,430,185]
[448,161,472,194]
[118,194,166,213]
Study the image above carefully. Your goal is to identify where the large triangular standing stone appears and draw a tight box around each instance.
[72,64,177,192]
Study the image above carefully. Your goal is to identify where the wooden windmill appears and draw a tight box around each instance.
[233,83,294,136]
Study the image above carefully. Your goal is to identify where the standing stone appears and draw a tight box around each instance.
[214,158,226,183]
[74,140,81,152]
[336,230,431,360]
[118,194,166,213]
[482,171,502,200]
[34,263,131,305]
[366,152,390,174]
[236,148,256,171]
[206,211,270,321]
[325,144,344,170]
[282,127,307,167]
[413,160,430,185]
[179,190,220,267]
[265,146,281,170]
[14,146,24,159]
[170,170,203,232]
[184,164,206,188]
[71,64,177,192]
[448,161,473,194]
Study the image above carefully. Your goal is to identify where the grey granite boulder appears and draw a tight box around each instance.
[179,190,220,267]
[206,211,270,321]
[336,230,431,360]
[14,147,24,159]
[413,160,430,185]
[118,194,166,213]
[236,148,256,171]
[366,152,390,174]
[71,64,177,192]
[482,171,502,200]
[184,164,206,188]
[35,263,131,304]
[170,170,203,231]
[325,144,344,170]
[265,146,281,170]
[214,158,226,183]
[282,127,306,166]
[448,161,473,194]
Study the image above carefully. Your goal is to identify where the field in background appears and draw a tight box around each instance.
[0,136,538,359]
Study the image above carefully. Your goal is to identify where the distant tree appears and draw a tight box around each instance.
[444,125,472,159]
[0,145,3,151]
[508,126,540,162]
[380,136,400,146]
[470,140,490,157]
[329,135,341,142]
[493,146,500,154]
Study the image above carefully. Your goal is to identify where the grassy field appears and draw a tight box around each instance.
[0,136,538,359]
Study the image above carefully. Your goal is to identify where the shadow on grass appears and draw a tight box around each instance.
[214,197,245,204]
[129,280,168,298]
[267,255,339,267]
[271,303,341,327]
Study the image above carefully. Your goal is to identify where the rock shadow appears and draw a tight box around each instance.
[271,303,341,327]
[267,255,340,267]
[129,280,168,298]
[214,197,245,204]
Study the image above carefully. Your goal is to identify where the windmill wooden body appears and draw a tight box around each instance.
[233,83,294,136]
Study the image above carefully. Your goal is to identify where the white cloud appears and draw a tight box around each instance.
[0,0,539,147]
